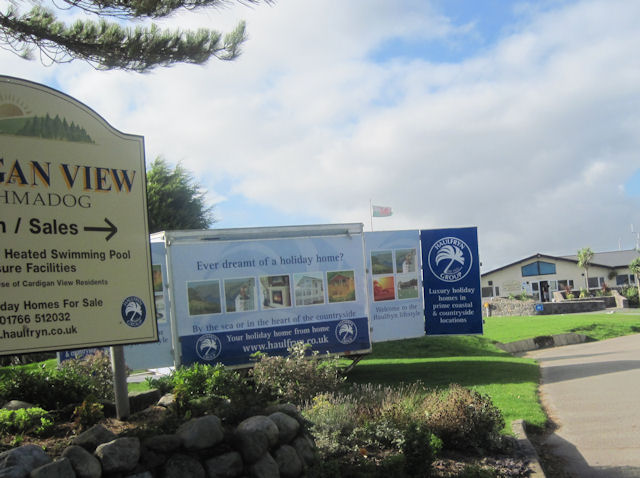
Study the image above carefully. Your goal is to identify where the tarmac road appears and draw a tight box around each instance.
[526,333,640,477]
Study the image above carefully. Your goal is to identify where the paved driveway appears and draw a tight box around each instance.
[526,334,640,477]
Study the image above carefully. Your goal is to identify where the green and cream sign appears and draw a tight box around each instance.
[0,76,157,354]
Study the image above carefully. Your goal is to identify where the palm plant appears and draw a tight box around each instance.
[630,256,640,294]
[577,247,595,291]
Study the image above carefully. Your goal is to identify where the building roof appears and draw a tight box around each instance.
[482,249,639,277]
[561,249,639,268]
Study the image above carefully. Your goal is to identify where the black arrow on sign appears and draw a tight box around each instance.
[84,218,118,241]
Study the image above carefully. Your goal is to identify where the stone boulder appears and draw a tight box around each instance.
[94,437,141,474]
[162,454,205,478]
[236,416,279,464]
[268,412,300,444]
[176,415,224,450]
[274,445,303,478]
[30,457,75,478]
[61,445,102,478]
[0,444,51,478]
[72,424,117,452]
[204,451,244,478]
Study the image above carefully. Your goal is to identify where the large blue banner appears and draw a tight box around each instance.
[169,231,371,367]
[364,230,425,342]
[420,227,483,335]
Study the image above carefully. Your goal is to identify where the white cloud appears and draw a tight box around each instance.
[3,0,640,270]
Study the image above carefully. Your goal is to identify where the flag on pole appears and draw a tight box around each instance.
[372,205,392,217]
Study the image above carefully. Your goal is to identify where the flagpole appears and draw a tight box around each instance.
[369,199,373,231]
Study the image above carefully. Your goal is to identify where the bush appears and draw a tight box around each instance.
[0,366,91,410]
[60,351,115,401]
[73,395,104,431]
[402,423,441,477]
[427,384,504,452]
[303,382,443,475]
[251,342,346,405]
[621,286,639,307]
[0,408,54,436]
[0,352,116,410]
[147,363,263,422]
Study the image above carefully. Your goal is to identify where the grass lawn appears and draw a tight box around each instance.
[483,310,640,343]
[346,335,546,433]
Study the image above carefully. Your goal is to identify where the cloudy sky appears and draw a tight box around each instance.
[4,0,640,271]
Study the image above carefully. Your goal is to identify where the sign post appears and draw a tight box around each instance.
[0,76,157,417]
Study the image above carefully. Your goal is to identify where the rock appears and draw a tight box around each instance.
[129,389,162,413]
[292,435,316,467]
[162,454,205,478]
[138,447,167,470]
[126,472,154,478]
[268,412,300,445]
[72,424,117,451]
[143,434,182,453]
[157,393,176,408]
[1,400,35,411]
[204,451,244,478]
[95,437,141,474]
[62,445,102,478]
[176,415,224,450]
[0,445,51,478]
[264,404,304,425]
[247,453,279,478]
[273,445,302,478]
[30,457,75,478]
[236,416,279,464]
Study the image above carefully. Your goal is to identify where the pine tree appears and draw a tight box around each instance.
[146,157,214,232]
[0,0,271,72]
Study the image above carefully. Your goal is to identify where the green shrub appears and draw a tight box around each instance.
[402,423,441,477]
[72,395,104,431]
[60,351,114,400]
[427,384,504,452]
[0,366,90,410]
[145,374,174,395]
[303,382,442,473]
[0,408,54,436]
[147,363,263,422]
[251,342,346,405]
[0,353,115,410]
[621,286,639,307]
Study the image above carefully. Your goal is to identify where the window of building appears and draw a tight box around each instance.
[481,287,494,298]
[521,261,557,277]
[558,279,574,290]
[616,275,630,286]
[616,274,635,286]
[587,277,604,288]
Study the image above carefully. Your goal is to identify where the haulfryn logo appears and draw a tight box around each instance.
[121,296,146,327]
[335,319,357,345]
[428,237,473,283]
[196,334,222,361]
